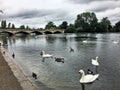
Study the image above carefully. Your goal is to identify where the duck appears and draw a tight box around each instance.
[69,47,74,52]
[54,57,64,63]
[79,69,99,83]
[91,56,99,66]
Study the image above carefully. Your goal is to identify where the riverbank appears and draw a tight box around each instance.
[0,46,38,90]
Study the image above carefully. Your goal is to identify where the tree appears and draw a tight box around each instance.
[8,23,11,29]
[74,12,98,32]
[59,21,68,29]
[45,21,57,29]
[98,17,111,32]
[26,26,30,29]
[11,24,15,29]
[19,25,25,29]
[65,24,76,33]
[1,20,6,29]
[113,21,120,32]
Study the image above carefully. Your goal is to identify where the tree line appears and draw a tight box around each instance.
[0,12,120,33]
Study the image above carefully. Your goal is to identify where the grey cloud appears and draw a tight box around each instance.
[68,0,120,4]
[88,5,117,12]
[108,12,120,24]
[68,0,93,4]
[6,9,54,19]
[44,10,74,23]
[86,1,120,13]
[5,9,73,27]
[5,9,71,21]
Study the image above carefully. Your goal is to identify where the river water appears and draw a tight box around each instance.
[1,33,120,90]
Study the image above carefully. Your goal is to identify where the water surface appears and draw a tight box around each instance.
[1,33,120,90]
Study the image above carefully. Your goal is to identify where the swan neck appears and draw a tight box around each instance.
[42,51,45,55]
[81,71,85,78]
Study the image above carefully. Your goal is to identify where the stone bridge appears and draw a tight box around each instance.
[0,29,65,36]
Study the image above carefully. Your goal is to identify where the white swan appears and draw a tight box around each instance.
[92,56,99,66]
[40,50,53,58]
[113,40,119,44]
[79,69,99,83]
[82,40,88,43]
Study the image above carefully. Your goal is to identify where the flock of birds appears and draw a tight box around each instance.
[38,46,100,90]
[79,56,99,84]
[40,50,64,63]
[79,56,99,90]
[34,38,120,89]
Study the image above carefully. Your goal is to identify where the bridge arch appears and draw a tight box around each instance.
[31,31,43,35]
[15,31,29,35]
[44,31,52,34]
[53,31,62,34]
[1,31,14,36]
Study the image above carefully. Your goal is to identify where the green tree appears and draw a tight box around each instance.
[1,20,6,29]
[113,21,120,32]
[11,24,15,29]
[59,21,68,29]
[99,17,111,32]
[74,12,98,32]
[19,25,25,29]
[45,21,57,29]
[26,26,30,29]
[8,23,11,29]
[65,24,76,33]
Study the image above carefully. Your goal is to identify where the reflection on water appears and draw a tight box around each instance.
[1,33,120,90]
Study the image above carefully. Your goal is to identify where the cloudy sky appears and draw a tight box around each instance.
[0,0,120,28]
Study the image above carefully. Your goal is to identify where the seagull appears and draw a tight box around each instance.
[92,56,99,66]
[79,69,99,83]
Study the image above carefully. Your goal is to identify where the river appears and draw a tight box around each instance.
[1,33,120,90]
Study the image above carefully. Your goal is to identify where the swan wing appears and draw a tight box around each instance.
[42,54,52,57]
[80,74,99,83]
[92,59,99,66]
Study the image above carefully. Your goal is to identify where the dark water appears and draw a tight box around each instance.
[1,33,120,90]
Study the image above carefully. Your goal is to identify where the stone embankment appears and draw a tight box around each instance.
[0,46,39,90]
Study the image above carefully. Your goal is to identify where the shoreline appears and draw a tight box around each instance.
[1,46,39,90]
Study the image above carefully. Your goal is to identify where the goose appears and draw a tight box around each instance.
[92,56,99,66]
[79,69,99,83]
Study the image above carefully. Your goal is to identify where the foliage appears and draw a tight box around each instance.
[98,17,111,32]
[74,12,98,32]
[45,21,57,29]
[8,23,11,29]
[1,20,6,29]
[19,25,25,29]
[59,21,68,29]
[11,24,15,29]
[65,24,76,33]
[113,21,120,32]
